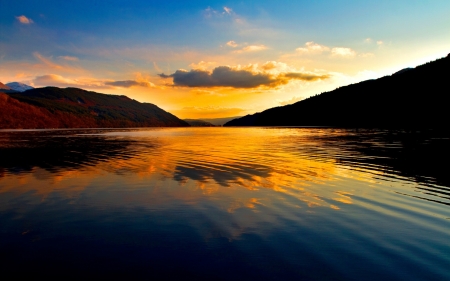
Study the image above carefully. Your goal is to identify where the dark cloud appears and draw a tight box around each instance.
[159,66,329,88]
[283,72,330,81]
[105,80,152,88]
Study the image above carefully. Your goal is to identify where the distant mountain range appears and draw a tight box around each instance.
[225,53,450,128]
[201,116,244,126]
[0,87,189,129]
[183,116,243,126]
[183,119,216,127]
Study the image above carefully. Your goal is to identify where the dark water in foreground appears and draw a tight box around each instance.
[0,128,449,280]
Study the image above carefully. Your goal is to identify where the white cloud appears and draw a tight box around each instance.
[377,40,384,46]
[226,40,238,47]
[223,7,233,15]
[365,38,372,43]
[331,47,356,58]
[296,42,330,54]
[16,15,33,24]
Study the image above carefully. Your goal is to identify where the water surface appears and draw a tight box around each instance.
[1,128,449,280]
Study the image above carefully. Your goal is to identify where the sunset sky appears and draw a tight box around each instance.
[1,1,449,119]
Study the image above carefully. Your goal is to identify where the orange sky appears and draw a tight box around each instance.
[1,2,449,119]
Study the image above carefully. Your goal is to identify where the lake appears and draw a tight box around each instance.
[0,127,449,280]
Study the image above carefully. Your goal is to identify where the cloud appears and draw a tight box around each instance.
[365,38,372,43]
[242,45,268,52]
[159,65,329,88]
[296,42,330,54]
[58,56,79,61]
[282,72,330,81]
[33,74,92,88]
[203,7,217,18]
[331,47,356,58]
[377,40,384,46]
[189,61,216,70]
[32,74,154,89]
[204,6,234,18]
[16,15,33,24]
[105,80,154,88]
[34,52,64,70]
[153,62,163,72]
[226,40,238,47]
[233,44,268,54]
[223,7,233,15]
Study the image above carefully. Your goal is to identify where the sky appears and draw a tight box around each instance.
[1,1,449,119]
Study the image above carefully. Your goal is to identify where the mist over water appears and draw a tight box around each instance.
[1,128,449,280]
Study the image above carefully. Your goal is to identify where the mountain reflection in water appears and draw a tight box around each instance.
[0,128,449,280]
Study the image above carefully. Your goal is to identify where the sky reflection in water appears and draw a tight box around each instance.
[0,128,449,280]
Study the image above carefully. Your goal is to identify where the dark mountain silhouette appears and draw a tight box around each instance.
[0,87,189,129]
[225,54,450,128]
[183,119,216,127]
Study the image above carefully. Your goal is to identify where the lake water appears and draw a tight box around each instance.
[1,127,449,280]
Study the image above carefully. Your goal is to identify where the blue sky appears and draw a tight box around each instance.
[1,1,449,118]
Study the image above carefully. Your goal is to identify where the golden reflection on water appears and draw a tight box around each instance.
[1,127,449,215]
[0,128,347,211]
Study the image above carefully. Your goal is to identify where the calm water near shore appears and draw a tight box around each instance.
[1,127,449,280]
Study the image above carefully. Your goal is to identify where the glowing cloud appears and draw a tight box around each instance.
[16,15,33,24]
[189,61,216,70]
[234,45,268,53]
[227,40,238,47]
[331,47,356,58]
[242,45,268,52]
[33,74,86,87]
[58,56,79,61]
[32,74,154,89]
[296,42,330,54]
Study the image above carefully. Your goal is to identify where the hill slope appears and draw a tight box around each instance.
[225,54,450,128]
[0,82,11,90]
[1,87,189,128]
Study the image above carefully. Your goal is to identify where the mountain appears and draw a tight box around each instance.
[183,119,216,127]
[225,54,450,128]
[6,82,34,92]
[0,87,189,129]
[201,116,244,126]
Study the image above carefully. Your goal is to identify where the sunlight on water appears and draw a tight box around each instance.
[0,128,449,280]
